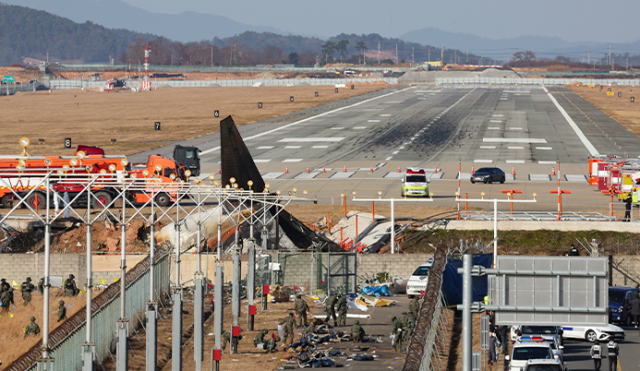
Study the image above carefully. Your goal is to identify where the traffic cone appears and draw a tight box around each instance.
[370,165,374,173]
[306,166,310,173]
[471,167,474,174]
[434,166,438,174]
[322,166,326,173]
[217,167,221,174]
[398,166,401,173]
[552,166,556,176]
[285,166,289,174]
[512,166,516,176]
[343,165,347,173]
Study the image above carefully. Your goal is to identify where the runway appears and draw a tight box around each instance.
[131,84,640,213]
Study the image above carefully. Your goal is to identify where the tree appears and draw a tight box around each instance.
[336,40,349,61]
[513,50,536,62]
[355,40,368,65]
[321,41,336,64]
[288,52,299,66]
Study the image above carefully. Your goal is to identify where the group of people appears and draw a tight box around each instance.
[323,292,348,327]
[486,322,510,365]
[391,296,421,352]
[590,339,619,371]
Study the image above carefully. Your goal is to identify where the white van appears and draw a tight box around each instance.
[406,258,433,298]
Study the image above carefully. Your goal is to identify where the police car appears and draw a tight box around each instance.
[561,323,625,342]
[518,336,564,365]
[522,359,566,371]
[506,337,559,371]
[406,258,433,298]
[400,167,429,197]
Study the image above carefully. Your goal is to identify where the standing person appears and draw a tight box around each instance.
[324,292,337,326]
[21,277,34,306]
[392,316,404,352]
[58,300,67,322]
[25,317,40,337]
[630,294,640,328]
[279,313,296,346]
[625,194,632,222]
[487,332,498,365]
[590,340,603,371]
[294,295,309,328]
[409,296,420,318]
[0,278,10,292]
[568,245,580,256]
[38,277,44,294]
[336,294,347,326]
[497,324,510,355]
[606,339,619,371]
[0,288,11,311]
[64,274,79,296]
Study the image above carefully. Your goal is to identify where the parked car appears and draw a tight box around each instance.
[506,340,557,371]
[406,258,433,298]
[523,358,566,371]
[511,325,563,345]
[561,323,625,343]
[470,167,505,184]
[609,286,639,325]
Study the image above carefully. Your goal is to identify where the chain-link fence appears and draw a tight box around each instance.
[0,81,44,95]
[436,77,640,86]
[9,248,171,371]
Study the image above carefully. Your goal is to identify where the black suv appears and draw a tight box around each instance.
[470,167,505,184]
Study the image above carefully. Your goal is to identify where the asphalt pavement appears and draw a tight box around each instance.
[561,325,639,371]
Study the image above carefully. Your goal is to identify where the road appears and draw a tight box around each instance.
[132,84,640,214]
[562,325,640,371]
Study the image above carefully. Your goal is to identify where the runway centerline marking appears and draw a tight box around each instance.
[312,145,329,149]
[278,137,345,142]
[480,146,496,149]
[508,146,524,149]
[536,147,552,150]
[257,146,274,149]
[254,159,271,163]
[483,138,547,143]
[285,146,301,149]
[474,159,493,163]
[282,159,303,163]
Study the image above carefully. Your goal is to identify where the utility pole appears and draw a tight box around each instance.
[588,51,590,65]
[377,42,380,65]
[455,50,457,65]
[466,50,468,64]
[441,45,444,62]
[396,43,398,64]
[412,46,414,65]
[428,48,431,62]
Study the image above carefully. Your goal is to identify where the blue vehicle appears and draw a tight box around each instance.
[609,286,639,325]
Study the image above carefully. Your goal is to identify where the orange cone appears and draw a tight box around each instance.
[343,165,347,173]
[471,167,474,174]
[434,166,438,174]
[217,167,221,174]
[512,166,516,176]
[306,166,310,173]
[370,165,374,173]
[285,166,289,174]
[552,166,556,176]
[322,166,326,173]
[398,166,401,173]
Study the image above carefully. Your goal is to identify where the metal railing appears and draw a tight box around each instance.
[9,248,171,371]
[436,77,640,86]
[50,63,415,73]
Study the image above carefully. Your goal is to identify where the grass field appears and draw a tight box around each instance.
[568,84,640,136]
[0,83,389,157]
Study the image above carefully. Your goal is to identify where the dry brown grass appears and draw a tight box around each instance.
[567,84,640,136]
[0,83,389,157]
[0,289,88,365]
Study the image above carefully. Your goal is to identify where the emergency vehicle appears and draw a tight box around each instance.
[401,167,429,197]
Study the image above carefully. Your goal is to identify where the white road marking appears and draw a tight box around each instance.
[392,151,399,154]
[484,138,547,143]
[257,146,274,149]
[543,86,599,156]
[493,114,503,117]
[312,145,329,149]
[294,172,321,180]
[474,159,493,163]
[399,146,405,149]
[384,172,404,179]
[385,156,393,161]
[368,120,381,122]
[285,146,301,149]
[380,114,392,116]
[508,146,524,149]
[509,127,523,130]
[488,127,500,130]
[330,172,355,179]
[254,159,271,163]
[538,161,557,164]
[331,127,344,130]
[199,87,412,156]
[279,137,344,142]
[354,126,367,129]
[262,172,284,179]
[499,98,507,100]
[536,147,552,150]
[506,160,525,164]
[282,159,302,163]
[490,120,502,123]
[480,146,496,149]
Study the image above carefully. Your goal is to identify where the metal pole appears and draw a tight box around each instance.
[117,202,128,371]
[390,198,395,254]
[232,224,240,326]
[246,223,255,331]
[194,194,204,371]
[172,220,183,371]
[37,174,54,370]
[493,199,498,268]
[214,262,223,350]
[146,193,157,371]
[82,193,96,371]
[462,254,472,371]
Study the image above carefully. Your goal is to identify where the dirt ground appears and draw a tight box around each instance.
[0,83,389,157]
[0,289,88,366]
[568,84,640,136]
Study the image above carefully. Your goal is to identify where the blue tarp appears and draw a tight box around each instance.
[441,253,493,305]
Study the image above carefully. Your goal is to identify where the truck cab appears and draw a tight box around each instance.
[401,167,429,197]
[173,145,200,176]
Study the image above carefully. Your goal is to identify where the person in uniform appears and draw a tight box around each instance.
[409,296,420,318]
[624,194,632,222]
[351,320,365,342]
[1,285,14,310]
[324,292,338,326]
[221,331,243,353]
[392,316,404,352]
[568,244,580,256]
[303,319,319,336]
[25,317,40,337]
[607,339,619,371]
[21,277,35,306]
[279,312,296,346]
[590,340,603,371]
[336,294,347,326]
[58,300,67,322]
[254,329,269,347]
[265,335,281,353]
[64,274,79,296]
[0,278,10,292]
[38,277,44,294]
[294,295,309,328]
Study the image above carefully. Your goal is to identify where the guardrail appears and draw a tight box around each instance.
[50,63,415,73]
[8,247,170,371]
[435,77,640,86]
[43,77,398,90]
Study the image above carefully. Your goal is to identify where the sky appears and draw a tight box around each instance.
[121,0,640,44]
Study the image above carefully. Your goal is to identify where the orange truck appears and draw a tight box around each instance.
[0,147,185,209]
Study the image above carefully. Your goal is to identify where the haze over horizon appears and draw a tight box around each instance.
[122,0,639,44]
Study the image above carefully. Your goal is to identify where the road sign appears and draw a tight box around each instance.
[3,75,14,83]
[631,97,635,103]
[64,138,72,149]
[607,92,614,96]
[618,92,622,97]
[154,122,161,130]
[491,256,608,326]
[258,102,262,109]
[214,110,219,118]
[290,96,294,102]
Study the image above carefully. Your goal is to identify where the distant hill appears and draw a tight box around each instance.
[0,0,285,42]
[0,3,154,65]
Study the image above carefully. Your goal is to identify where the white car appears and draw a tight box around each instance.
[406,259,432,298]
[523,358,566,371]
[561,324,625,343]
[510,325,563,344]
[506,340,557,371]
